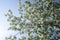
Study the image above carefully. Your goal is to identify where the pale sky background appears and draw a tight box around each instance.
[0,0,33,40]
[0,0,18,40]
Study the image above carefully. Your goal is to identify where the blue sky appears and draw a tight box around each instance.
[0,0,18,40]
[0,0,35,40]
